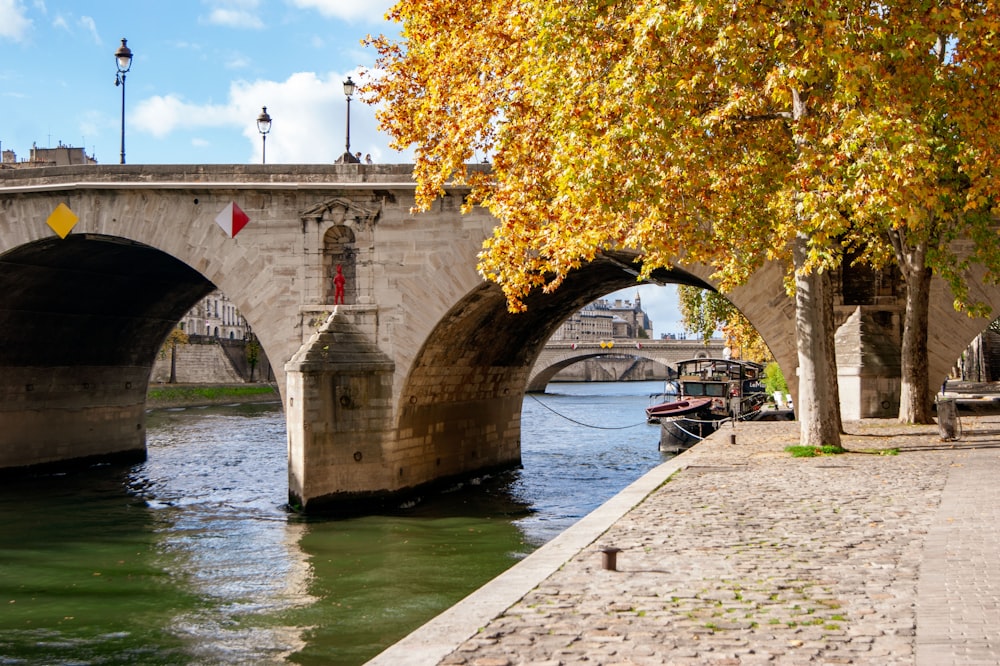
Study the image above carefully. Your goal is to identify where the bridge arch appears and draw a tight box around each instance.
[385,252,792,498]
[525,342,723,393]
[0,234,216,467]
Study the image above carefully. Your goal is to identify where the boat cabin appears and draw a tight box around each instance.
[676,358,765,400]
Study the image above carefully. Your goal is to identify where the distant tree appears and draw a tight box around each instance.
[764,362,789,398]
[676,286,731,344]
[677,286,772,364]
[246,338,261,382]
[159,328,189,384]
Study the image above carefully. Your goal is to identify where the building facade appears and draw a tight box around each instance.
[550,293,653,341]
[179,290,250,340]
[1,143,98,168]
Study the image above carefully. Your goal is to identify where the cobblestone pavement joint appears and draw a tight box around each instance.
[368,411,1000,666]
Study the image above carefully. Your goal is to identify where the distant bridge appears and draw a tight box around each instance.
[528,339,727,391]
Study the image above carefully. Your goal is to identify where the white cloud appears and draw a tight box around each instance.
[224,52,251,69]
[204,0,264,29]
[79,15,100,44]
[0,0,32,42]
[49,12,100,43]
[78,110,102,142]
[287,0,395,24]
[230,70,388,163]
[130,69,413,164]
[132,94,236,137]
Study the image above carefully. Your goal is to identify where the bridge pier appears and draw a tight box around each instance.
[285,307,396,513]
[286,306,525,514]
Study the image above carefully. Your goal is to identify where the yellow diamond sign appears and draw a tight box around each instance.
[47,203,79,239]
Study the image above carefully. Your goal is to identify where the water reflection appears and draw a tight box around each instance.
[0,383,667,665]
[0,462,197,664]
[139,404,315,664]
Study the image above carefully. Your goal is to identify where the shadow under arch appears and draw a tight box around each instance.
[0,234,220,469]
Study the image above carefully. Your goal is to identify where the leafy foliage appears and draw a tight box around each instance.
[677,286,772,363]
[370,0,1000,290]
[368,1,1000,435]
[764,362,789,397]
[158,327,189,360]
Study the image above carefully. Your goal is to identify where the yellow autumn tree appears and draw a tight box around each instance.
[369,1,1000,445]
[827,9,1000,423]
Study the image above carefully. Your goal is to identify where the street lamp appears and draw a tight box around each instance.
[336,76,360,163]
[114,38,132,165]
[256,106,272,164]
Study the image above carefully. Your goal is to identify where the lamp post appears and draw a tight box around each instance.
[256,106,272,164]
[336,76,360,163]
[114,38,132,165]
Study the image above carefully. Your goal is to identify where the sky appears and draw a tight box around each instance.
[0,0,691,337]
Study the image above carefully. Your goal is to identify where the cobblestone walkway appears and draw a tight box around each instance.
[370,415,1000,666]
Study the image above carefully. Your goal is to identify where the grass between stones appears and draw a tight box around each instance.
[784,445,847,457]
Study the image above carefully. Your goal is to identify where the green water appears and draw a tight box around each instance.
[0,384,667,664]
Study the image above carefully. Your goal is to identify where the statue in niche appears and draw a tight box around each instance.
[334,264,346,305]
[323,225,357,304]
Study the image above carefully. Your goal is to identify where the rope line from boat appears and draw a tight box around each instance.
[668,416,735,442]
[668,421,707,441]
[526,393,650,430]
[669,415,734,426]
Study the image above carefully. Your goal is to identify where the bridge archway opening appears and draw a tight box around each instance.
[530,350,699,393]
[0,234,228,470]
[393,252,718,489]
[952,317,1000,384]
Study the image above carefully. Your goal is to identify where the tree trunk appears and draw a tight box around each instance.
[792,235,843,447]
[169,340,177,384]
[898,263,934,423]
[821,269,843,432]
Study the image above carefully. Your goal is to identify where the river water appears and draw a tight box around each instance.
[0,381,670,665]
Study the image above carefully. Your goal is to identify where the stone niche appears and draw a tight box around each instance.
[835,307,901,420]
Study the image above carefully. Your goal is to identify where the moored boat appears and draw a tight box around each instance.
[648,357,768,453]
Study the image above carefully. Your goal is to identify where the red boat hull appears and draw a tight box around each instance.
[645,396,714,422]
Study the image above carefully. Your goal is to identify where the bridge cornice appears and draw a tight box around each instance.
[0,163,482,193]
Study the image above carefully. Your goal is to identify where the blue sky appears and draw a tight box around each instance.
[0,0,689,336]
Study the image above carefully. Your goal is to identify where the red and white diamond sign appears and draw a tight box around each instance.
[215,202,250,238]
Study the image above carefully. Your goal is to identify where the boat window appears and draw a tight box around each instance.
[705,384,726,397]
[684,383,704,396]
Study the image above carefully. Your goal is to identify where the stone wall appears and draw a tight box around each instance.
[149,341,244,384]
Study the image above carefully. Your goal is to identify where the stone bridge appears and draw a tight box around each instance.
[528,339,727,392]
[0,164,996,512]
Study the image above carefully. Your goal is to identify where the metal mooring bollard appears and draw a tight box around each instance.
[600,547,622,571]
[729,433,737,445]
